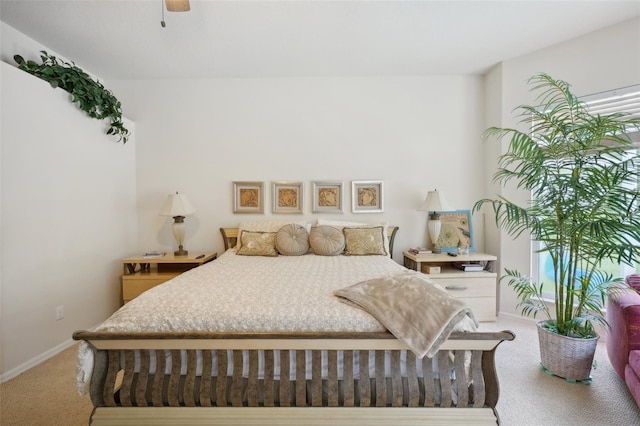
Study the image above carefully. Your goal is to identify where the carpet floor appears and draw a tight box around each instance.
[479,316,640,425]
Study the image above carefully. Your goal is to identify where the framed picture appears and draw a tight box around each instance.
[232,181,264,214]
[436,210,475,252]
[272,181,303,214]
[351,180,383,213]
[312,181,343,213]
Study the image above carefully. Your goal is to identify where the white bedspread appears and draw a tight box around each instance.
[99,250,408,334]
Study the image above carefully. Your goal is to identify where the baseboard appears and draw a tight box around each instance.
[1,337,76,383]
[1,322,101,383]
[497,311,537,324]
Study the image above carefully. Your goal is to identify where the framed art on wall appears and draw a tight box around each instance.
[436,209,475,252]
[351,180,383,213]
[232,181,264,214]
[272,181,303,214]
[312,181,343,213]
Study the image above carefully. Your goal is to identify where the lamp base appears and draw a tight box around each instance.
[171,218,188,256]
[427,214,442,255]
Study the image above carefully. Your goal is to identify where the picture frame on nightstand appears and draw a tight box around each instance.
[436,209,475,252]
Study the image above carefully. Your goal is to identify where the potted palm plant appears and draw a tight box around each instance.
[474,73,640,382]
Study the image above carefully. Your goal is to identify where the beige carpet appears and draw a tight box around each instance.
[0,343,93,425]
[478,317,640,425]
[1,317,639,425]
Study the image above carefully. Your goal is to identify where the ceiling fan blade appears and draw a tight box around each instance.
[165,0,190,12]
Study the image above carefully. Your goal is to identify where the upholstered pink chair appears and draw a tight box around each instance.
[606,274,640,406]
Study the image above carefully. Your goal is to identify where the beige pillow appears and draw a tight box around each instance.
[343,226,387,256]
[236,221,308,251]
[276,224,309,256]
[236,231,278,256]
[317,219,391,257]
[309,225,345,256]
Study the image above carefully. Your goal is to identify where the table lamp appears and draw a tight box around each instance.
[160,192,195,256]
[417,189,451,253]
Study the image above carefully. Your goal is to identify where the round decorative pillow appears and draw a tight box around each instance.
[276,224,310,256]
[309,225,345,256]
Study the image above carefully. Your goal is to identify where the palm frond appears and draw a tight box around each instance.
[478,73,640,337]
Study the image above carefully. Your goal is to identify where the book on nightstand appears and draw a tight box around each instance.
[409,247,433,255]
[452,262,484,272]
[142,251,166,258]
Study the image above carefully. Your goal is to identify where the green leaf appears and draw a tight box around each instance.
[479,72,640,336]
[12,50,129,143]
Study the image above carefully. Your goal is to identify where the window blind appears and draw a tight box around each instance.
[582,84,640,144]
[533,84,640,295]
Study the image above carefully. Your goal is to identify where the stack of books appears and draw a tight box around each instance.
[409,247,433,255]
[452,262,484,272]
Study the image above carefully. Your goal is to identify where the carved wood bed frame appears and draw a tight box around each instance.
[73,226,515,425]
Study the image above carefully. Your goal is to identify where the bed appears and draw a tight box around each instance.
[73,222,514,425]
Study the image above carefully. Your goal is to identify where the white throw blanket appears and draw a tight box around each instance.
[334,271,478,358]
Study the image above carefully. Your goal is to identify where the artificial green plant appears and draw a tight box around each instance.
[14,51,129,143]
[474,73,640,338]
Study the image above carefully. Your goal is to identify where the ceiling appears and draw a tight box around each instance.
[1,0,639,80]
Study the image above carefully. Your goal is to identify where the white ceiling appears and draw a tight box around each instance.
[1,0,639,80]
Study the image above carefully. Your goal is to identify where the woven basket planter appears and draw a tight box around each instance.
[537,320,599,381]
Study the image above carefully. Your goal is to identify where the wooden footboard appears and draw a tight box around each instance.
[73,330,514,425]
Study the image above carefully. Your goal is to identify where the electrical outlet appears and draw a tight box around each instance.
[55,305,64,321]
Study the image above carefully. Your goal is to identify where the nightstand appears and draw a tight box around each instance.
[403,251,498,322]
[121,252,217,304]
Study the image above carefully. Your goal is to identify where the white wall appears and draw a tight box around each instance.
[109,76,487,262]
[0,24,138,379]
[482,18,640,318]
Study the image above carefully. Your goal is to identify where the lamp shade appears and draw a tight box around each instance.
[417,189,451,212]
[160,192,195,217]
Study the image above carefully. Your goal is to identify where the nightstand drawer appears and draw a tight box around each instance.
[430,276,496,298]
[403,251,497,321]
[122,273,178,302]
[121,252,217,304]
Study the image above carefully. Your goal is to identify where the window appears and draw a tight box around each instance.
[534,85,640,295]
[582,85,640,143]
